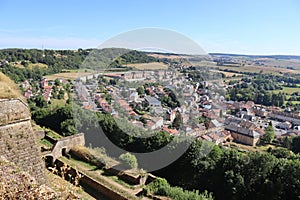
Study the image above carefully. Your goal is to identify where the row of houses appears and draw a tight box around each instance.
[268,111,300,125]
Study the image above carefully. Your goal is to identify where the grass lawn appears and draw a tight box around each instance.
[46,130,62,139]
[256,144,277,152]
[50,99,67,107]
[229,142,280,153]
[40,138,54,147]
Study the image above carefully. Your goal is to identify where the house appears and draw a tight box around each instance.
[131,120,144,129]
[98,99,112,113]
[201,135,213,142]
[200,95,209,102]
[42,87,52,102]
[268,111,300,125]
[239,107,252,117]
[225,122,260,146]
[129,92,139,102]
[276,121,292,130]
[146,116,164,130]
[40,78,48,88]
[281,130,300,137]
[207,119,224,132]
[225,116,261,146]
[162,127,179,135]
[121,100,132,112]
[21,80,30,89]
[24,89,33,99]
[253,106,268,117]
[241,114,255,121]
[221,130,233,142]
[208,133,223,145]
[166,110,177,122]
[145,96,161,107]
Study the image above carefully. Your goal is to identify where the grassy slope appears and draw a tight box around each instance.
[0,72,22,99]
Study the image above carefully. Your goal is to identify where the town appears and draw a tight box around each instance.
[19,62,300,149]
[3,48,300,199]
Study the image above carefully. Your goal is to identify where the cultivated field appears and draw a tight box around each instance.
[218,65,300,75]
[125,62,169,70]
[147,53,189,59]
[28,63,48,69]
[254,58,300,70]
[210,69,243,77]
[44,72,94,80]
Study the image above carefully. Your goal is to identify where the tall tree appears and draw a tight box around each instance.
[261,122,275,143]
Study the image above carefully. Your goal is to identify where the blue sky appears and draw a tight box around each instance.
[0,0,300,54]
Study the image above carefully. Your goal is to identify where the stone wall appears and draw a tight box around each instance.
[0,98,45,184]
[0,99,30,125]
[50,133,85,161]
[55,159,129,200]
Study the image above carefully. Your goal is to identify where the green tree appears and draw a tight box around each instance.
[291,136,300,153]
[58,89,65,99]
[171,111,182,130]
[54,78,61,86]
[35,94,48,108]
[60,119,77,136]
[21,60,29,67]
[137,86,145,95]
[261,122,275,143]
[119,152,138,169]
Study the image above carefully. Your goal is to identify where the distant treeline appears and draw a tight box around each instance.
[0,48,159,82]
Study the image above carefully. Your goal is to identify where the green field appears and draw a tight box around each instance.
[273,86,300,94]
[49,99,66,107]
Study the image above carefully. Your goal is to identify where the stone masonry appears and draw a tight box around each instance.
[0,98,45,184]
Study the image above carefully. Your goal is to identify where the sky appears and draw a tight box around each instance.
[0,0,300,55]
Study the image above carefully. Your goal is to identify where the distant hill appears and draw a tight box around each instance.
[0,48,159,75]
[210,53,300,60]
[83,48,158,69]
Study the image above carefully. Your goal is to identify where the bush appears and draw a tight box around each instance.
[70,145,94,162]
[146,178,213,200]
[119,152,138,169]
[70,146,107,167]
[145,177,169,194]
